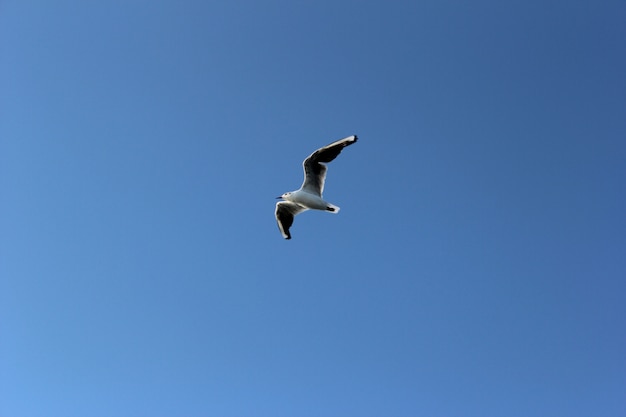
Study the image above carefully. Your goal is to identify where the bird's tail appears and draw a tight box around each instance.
[326,203,340,213]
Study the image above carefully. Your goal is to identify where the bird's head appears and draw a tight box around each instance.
[276,192,292,200]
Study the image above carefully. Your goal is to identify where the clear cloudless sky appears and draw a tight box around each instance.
[1,1,625,416]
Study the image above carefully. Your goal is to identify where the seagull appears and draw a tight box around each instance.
[275,135,358,239]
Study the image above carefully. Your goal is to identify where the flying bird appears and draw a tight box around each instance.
[275,135,358,239]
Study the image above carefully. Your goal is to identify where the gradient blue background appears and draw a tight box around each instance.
[1,1,625,416]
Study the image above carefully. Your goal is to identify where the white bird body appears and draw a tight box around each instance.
[280,189,340,212]
[275,135,357,239]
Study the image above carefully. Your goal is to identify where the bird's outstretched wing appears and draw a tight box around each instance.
[275,201,308,240]
[301,135,358,196]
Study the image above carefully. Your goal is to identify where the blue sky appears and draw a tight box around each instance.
[1,1,625,416]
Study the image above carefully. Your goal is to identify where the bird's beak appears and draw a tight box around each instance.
[276,196,282,199]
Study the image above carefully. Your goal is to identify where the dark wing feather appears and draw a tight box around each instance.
[301,135,358,195]
[275,201,307,240]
